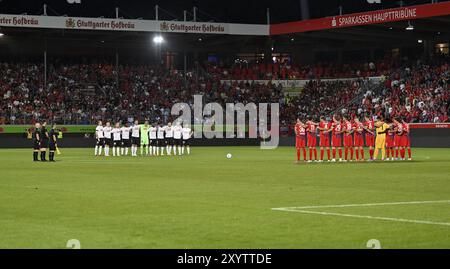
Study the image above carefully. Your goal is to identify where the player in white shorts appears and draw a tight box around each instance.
[131,120,140,157]
[182,124,193,155]
[112,123,122,156]
[121,123,132,156]
[173,122,183,155]
[94,121,105,156]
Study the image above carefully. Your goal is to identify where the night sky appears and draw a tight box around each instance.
[0,0,447,24]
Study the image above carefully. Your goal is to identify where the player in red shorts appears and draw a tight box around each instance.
[353,117,365,161]
[294,118,307,163]
[363,115,375,161]
[393,118,404,160]
[402,118,412,160]
[331,115,343,162]
[342,115,354,162]
[385,119,396,161]
[306,117,318,163]
[317,116,332,162]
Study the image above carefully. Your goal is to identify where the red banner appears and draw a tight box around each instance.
[271,1,450,35]
[409,123,450,129]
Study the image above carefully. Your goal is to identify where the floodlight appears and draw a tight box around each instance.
[153,35,164,44]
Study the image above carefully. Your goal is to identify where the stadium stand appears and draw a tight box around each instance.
[1,56,449,126]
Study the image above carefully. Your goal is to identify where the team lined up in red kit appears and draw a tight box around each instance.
[294,115,412,163]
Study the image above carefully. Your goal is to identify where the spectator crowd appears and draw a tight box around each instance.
[0,56,449,127]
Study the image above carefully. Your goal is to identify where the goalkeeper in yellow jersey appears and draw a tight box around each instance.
[372,116,391,161]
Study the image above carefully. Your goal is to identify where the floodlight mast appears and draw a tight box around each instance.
[193,7,197,22]
[153,35,164,65]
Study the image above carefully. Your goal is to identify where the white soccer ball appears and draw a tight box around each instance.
[226,153,232,159]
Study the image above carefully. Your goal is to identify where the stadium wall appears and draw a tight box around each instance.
[0,128,449,148]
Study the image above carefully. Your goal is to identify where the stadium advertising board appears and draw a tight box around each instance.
[0,123,446,134]
[271,1,450,35]
[0,125,243,134]
[0,14,269,36]
[159,21,226,34]
[0,125,96,134]
[409,123,450,129]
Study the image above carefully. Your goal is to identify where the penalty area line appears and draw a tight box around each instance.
[273,200,450,210]
[271,208,450,227]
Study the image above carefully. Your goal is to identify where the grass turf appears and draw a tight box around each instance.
[0,147,449,249]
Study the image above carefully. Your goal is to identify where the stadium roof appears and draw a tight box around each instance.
[0,0,449,57]
[272,2,450,51]
[0,0,449,24]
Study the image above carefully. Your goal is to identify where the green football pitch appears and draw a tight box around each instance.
[0,147,449,249]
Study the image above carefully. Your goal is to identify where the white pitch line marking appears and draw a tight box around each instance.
[273,200,450,210]
[62,161,146,165]
[272,200,450,227]
[272,208,450,227]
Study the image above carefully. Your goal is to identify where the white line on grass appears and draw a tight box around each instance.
[62,161,148,165]
[273,200,450,210]
[272,208,450,227]
[272,200,450,227]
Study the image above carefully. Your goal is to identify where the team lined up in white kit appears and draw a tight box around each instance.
[93,120,193,157]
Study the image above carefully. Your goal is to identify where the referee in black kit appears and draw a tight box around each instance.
[48,124,58,162]
[32,122,41,161]
[39,121,49,162]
